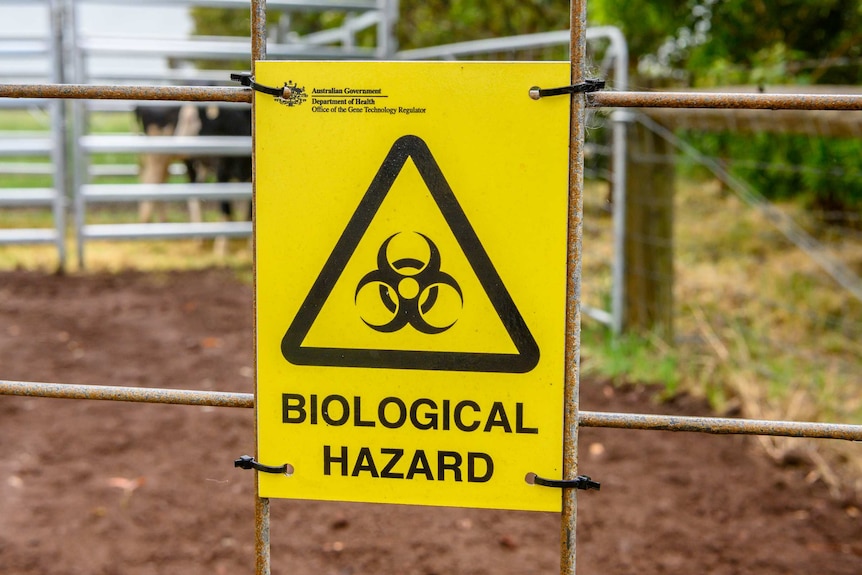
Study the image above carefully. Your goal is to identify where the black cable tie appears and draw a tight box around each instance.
[529,79,606,100]
[529,473,601,491]
[230,72,288,98]
[234,455,290,474]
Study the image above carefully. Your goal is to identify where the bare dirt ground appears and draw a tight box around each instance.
[1,268,860,575]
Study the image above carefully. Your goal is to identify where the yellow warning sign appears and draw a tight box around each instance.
[255,61,570,511]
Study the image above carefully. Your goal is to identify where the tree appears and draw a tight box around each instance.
[587,0,862,85]
[397,0,568,50]
[190,1,862,85]
[191,1,571,55]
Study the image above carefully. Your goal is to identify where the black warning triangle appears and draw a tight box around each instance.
[281,135,539,373]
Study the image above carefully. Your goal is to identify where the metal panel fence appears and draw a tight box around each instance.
[392,25,630,333]
[0,0,67,266]
[0,0,400,268]
[2,0,632,327]
[66,0,397,267]
[2,1,862,575]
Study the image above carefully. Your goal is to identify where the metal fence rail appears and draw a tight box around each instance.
[591,91,862,110]
[5,380,861,441]
[0,379,254,408]
[579,410,862,441]
[8,83,861,112]
[0,83,251,101]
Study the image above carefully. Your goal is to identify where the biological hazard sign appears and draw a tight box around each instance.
[255,61,571,511]
[281,135,539,374]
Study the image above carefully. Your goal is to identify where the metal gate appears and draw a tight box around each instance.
[0,0,67,265]
[2,1,862,574]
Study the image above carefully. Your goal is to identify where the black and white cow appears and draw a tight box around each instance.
[191,104,252,221]
[134,103,252,254]
[134,105,199,223]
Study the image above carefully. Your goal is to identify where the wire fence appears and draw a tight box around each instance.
[581,103,862,493]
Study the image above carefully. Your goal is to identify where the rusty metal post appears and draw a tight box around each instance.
[562,0,587,574]
[251,0,268,64]
[250,2,271,575]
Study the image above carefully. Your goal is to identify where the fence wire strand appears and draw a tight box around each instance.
[636,112,862,304]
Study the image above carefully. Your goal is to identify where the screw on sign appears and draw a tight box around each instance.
[355,232,463,335]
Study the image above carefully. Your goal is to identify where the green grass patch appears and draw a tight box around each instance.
[581,322,681,397]
[0,109,53,131]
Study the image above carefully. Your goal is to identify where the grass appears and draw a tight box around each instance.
[0,108,54,131]
[580,177,862,496]
[0,204,253,273]
[0,109,253,274]
[581,323,682,398]
[2,110,861,494]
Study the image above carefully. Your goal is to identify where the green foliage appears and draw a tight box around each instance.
[683,129,862,217]
[692,0,861,84]
[189,7,252,37]
[187,2,861,216]
[581,323,681,394]
[587,0,691,72]
[190,2,571,57]
[588,0,862,85]
[397,0,569,50]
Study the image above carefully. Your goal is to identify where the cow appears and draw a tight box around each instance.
[191,104,252,220]
[134,103,252,255]
[185,104,252,256]
[134,104,202,224]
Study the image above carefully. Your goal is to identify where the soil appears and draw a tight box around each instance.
[1,268,860,575]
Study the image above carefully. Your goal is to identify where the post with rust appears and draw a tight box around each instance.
[623,119,674,341]
[250,2,271,575]
[562,0,587,574]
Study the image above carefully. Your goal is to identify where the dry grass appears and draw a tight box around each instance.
[0,206,253,275]
[0,109,252,275]
[581,177,862,497]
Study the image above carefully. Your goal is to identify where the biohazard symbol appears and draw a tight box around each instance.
[356,232,463,334]
[281,135,539,373]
